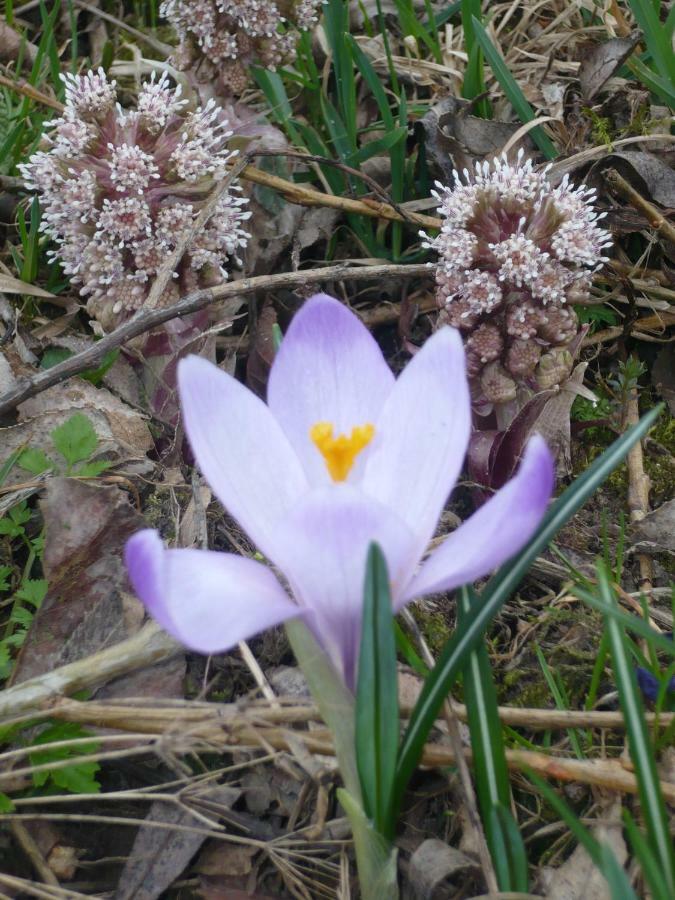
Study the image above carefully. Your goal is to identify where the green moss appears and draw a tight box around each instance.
[500,669,554,708]
[141,489,177,541]
[410,606,452,656]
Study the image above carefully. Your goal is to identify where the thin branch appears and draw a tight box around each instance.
[0,263,429,417]
[604,168,675,246]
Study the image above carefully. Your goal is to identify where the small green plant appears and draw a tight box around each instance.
[29,721,101,794]
[0,720,102,812]
[0,414,108,679]
[17,412,111,478]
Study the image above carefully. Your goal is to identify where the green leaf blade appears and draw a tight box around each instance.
[393,405,663,820]
[356,543,400,839]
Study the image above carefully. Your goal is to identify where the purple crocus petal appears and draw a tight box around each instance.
[272,484,417,690]
[178,355,308,562]
[403,435,554,603]
[362,326,471,557]
[267,294,395,485]
[125,529,299,653]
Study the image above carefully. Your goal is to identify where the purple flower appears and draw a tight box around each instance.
[125,294,554,688]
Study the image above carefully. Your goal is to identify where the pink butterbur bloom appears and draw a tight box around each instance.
[126,294,554,688]
[424,150,612,403]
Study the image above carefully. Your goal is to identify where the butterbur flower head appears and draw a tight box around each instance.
[422,151,612,405]
[161,0,323,94]
[19,69,251,334]
[125,294,555,689]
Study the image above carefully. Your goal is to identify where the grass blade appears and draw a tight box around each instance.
[625,0,675,84]
[356,543,399,840]
[597,566,675,897]
[527,772,638,899]
[471,17,558,159]
[459,585,527,891]
[574,587,675,658]
[392,405,662,819]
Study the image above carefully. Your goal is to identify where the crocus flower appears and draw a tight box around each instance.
[126,294,554,688]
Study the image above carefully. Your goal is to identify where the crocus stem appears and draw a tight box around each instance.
[285,620,400,899]
[285,619,361,799]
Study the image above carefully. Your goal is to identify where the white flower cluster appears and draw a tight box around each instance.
[20,69,251,333]
[422,151,612,403]
[162,0,323,94]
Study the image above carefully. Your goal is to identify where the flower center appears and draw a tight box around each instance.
[310,421,375,482]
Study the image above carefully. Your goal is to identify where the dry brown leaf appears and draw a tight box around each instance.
[407,838,478,899]
[601,150,675,208]
[0,274,57,298]
[631,499,675,553]
[541,798,627,900]
[246,300,277,397]
[0,379,152,487]
[579,36,640,101]
[196,842,257,878]
[114,787,240,900]
[11,479,147,684]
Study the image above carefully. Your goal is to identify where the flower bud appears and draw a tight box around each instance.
[161,0,323,94]
[535,349,573,390]
[481,361,517,404]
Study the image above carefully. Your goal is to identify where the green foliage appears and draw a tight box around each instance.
[29,722,101,794]
[594,567,675,899]
[356,544,399,840]
[51,413,98,468]
[624,0,675,108]
[471,16,558,159]
[17,412,111,477]
[392,405,662,821]
[40,347,119,386]
[0,497,47,681]
[459,586,528,892]
[527,771,638,899]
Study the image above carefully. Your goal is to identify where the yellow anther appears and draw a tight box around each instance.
[310,421,375,482]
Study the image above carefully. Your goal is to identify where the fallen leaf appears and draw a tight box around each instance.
[196,841,257,877]
[198,878,282,900]
[406,838,478,899]
[0,274,57,299]
[579,36,640,102]
[418,96,528,185]
[651,345,675,415]
[115,787,241,900]
[246,300,277,397]
[631,499,675,553]
[11,479,147,684]
[541,798,627,900]
[0,379,153,487]
[601,150,675,207]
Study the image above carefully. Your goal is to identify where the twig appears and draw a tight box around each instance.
[581,310,675,348]
[605,168,675,246]
[0,622,180,719]
[14,701,675,804]
[0,71,63,112]
[0,873,88,900]
[251,148,416,224]
[624,360,654,593]
[0,263,429,418]
[237,163,441,229]
[9,822,60,887]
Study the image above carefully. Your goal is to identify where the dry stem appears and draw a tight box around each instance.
[0,263,429,417]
